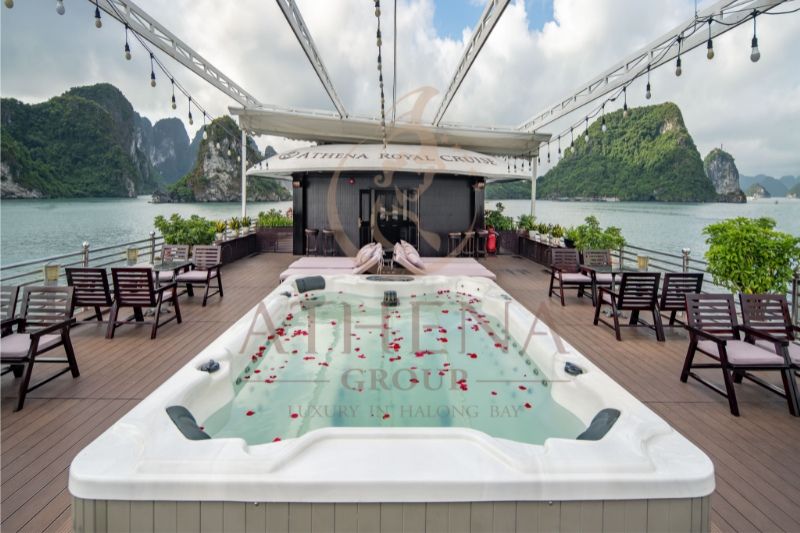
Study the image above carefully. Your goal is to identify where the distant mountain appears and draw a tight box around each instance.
[779,175,798,189]
[746,183,771,199]
[739,174,789,197]
[787,182,800,199]
[703,148,746,203]
[535,102,717,202]
[158,116,289,203]
[1,83,200,198]
[485,180,531,200]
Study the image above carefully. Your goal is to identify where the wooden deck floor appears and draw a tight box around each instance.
[2,253,799,532]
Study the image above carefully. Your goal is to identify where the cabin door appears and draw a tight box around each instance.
[371,188,418,249]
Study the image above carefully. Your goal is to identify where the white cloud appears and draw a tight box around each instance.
[1,0,798,176]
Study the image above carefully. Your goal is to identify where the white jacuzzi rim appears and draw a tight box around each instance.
[69,274,715,503]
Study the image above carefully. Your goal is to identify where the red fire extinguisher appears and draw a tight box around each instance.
[487,226,497,255]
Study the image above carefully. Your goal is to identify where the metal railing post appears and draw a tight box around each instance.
[792,267,799,325]
[681,248,690,273]
[82,242,90,267]
[149,231,157,262]
[618,246,624,270]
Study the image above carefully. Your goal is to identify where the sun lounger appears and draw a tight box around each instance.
[392,241,496,280]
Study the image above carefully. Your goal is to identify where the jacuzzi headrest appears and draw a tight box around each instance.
[295,275,326,293]
[576,408,621,441]
[166,405,211,440]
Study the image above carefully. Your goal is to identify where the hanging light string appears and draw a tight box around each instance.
[93,0,249,158]
[374,0,387,147]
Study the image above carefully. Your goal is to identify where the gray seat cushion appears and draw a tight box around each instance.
[1,333,61,359]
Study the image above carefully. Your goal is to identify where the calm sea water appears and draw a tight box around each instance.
[1,196,797,266]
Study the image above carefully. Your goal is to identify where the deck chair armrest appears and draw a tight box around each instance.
[1,317,24,334]
[736,325,790,346]
[598,286,618,299]
[684,325,726,345]
[29,318,75,338]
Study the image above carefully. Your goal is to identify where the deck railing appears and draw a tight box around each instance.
[0,232,164,288]
[614,244,800,325]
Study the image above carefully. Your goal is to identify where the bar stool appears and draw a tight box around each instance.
[476,229,488,257]
[304,228,319,256]
[461,231,475,257]
[321,229,336,256]
[447,232,462,256]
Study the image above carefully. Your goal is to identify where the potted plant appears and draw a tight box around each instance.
[241,215,252,235]
[703,217,800,294]
[551,224,565,247]
[484,202,517,254]
[517,214,536,238]
[228,216,241,238]
[572,215,626,252]
[153,214,216,250]
[214,220,227,242]
[564,226,578,249]
[256,208,294,252]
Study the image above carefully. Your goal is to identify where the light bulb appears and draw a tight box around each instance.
[203,130,208,140]
[706,40,714,60]
[56,0,65,15]
[171,95,176,110]
[124,44,131,60]
[645,82,651,100]
[623,104,628,119]
[150,73,156,88]
[750,37,760,62]
[215,142,221,150]
[375,7,380,17]
[4,0,14,9]
[601,122,607,133]
[95,6,102,28]
[188,113,193,126]
[675,57,682,77]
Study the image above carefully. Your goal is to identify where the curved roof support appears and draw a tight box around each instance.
[518,0,789,131]
[432,0,510,126]
[275,0,349,118]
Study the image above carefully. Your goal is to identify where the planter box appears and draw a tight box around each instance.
[256,227,293,253]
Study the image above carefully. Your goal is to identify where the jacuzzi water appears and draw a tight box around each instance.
[70,274,714,504]
[203,290,585,445]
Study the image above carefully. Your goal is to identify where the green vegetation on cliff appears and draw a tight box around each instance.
[535,102,717,202]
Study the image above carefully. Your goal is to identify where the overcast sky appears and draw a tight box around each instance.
[1,0,798,177]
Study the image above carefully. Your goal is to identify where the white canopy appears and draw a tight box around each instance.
[230,107,549,157]
[247,143,532,182]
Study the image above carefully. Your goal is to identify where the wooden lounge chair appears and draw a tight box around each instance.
[157,244,191,283]
[0,286,79,411]
[175,245,223,306]
[548,248,592,306]
[65,267,113,322]
[739,293,800,377]
[680,293,798,417]
[659,272,704,326]
[1,285,19,335]
[107,268,181,339]
[593,272,664,341]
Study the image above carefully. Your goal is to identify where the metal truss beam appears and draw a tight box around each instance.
[275,0,348,118]
[95,0,262,108]
[432,0,510,126]
[518,0,790,131]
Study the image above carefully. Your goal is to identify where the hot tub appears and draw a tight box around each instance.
[70,275,714,532]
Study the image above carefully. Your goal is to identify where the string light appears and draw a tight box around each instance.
[374,0,387,146]
[547,144,551,164]
[124,24,131,60]
[584,116,590,143]
[601,104,607,133]
[623,87,629,118]
[675,36,683,76]
[4,0,13,9]
[170,79,176,109]
[56,0,65,15]
[94,1,102,28]
[570,127,574,149]
[557,136,562,159]
[645,64,652,99]
[203,113,208,140]
[750,10,760,62]
[187,96,193,125]
[706,19,715,59]
[149,53,156,87]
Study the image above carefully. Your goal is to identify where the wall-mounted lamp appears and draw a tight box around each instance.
[292,180,302,189]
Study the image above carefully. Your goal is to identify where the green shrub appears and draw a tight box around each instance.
[572,215,626,251]
[256,209,293,228]
[229,217,241,231]
[153,214,216,246]
[485,202,515,231]
[703,217,800,294]
[517,214,536,231]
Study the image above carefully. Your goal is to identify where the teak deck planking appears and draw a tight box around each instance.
[2,253,799,532]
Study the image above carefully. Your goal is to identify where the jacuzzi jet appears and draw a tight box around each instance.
[199,359,220,373]
[564,362,584,376]
[382,290,398,307]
